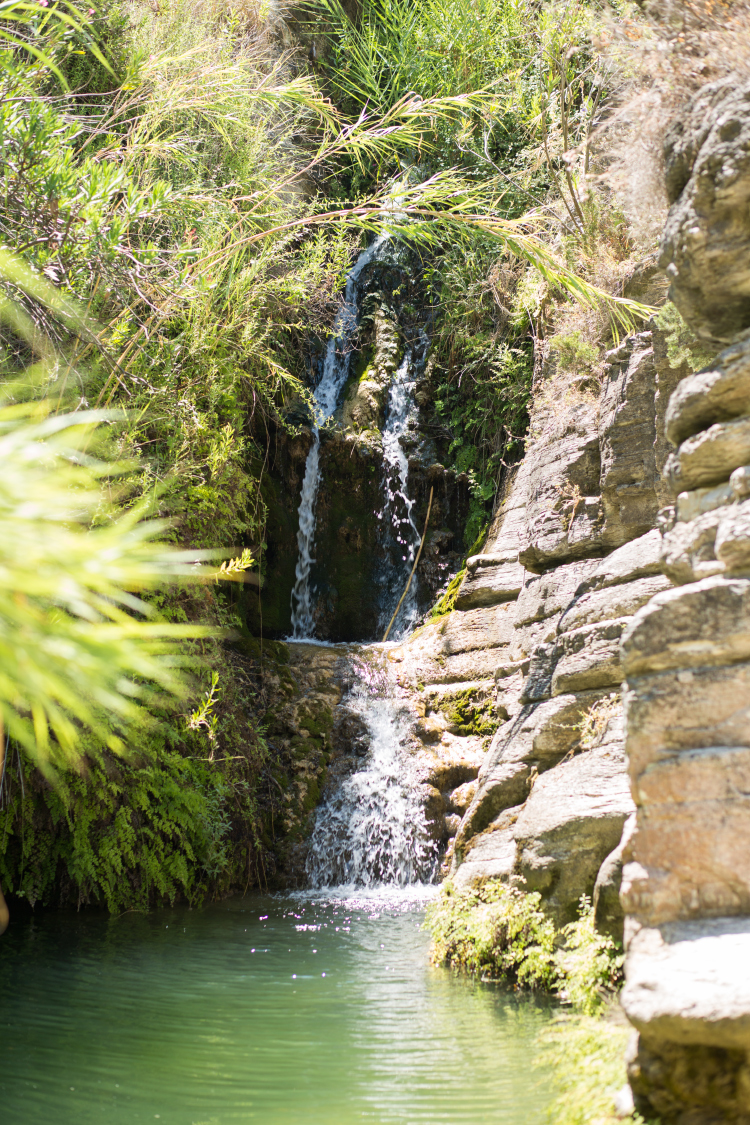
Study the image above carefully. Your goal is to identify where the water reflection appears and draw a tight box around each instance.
[0,891,555,1124]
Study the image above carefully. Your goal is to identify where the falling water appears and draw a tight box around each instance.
[306,654,437,889]
[377,337,427,639]
[290,236,389,638]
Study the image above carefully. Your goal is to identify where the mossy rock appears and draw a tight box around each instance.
[435,687,500,738]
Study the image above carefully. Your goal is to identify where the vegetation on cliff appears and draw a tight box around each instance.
[426,880,622,1014]
[1,0,655,910]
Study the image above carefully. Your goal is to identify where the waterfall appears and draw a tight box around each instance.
[290,236,389,639]
[376,335,427,640]
[306,654,437,889]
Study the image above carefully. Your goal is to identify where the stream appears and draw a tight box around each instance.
[0,891,555,1124]
[0,241,560,1125]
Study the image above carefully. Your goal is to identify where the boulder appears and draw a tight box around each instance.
[517,406,605,572]
[558,574,672,632]
[576,529,664,594]
[454,691,608,848]
[594,813,636,944]
[598,334,660,543]
[665,334,750,445]
[452,808,521,890]
[622,917,750,1051]
[660,77,750,342]
[515,557,601,626]
[715,498,750,573]
[551,618,628,695]
[667,416,750,492]
[623,746,750,925]
[621,576,750,677]
[513,744,635,924]
[454,560,525,609]
[623,662,750,778]
[660,508,725,585]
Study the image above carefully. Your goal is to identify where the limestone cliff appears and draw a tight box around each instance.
[391,323,683,939]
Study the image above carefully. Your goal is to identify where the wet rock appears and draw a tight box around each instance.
[421,784,447,841]
[446,779,478,815]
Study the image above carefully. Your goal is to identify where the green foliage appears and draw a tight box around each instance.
[549,329,600,375]
[535,1015,651,1125]
[0,390,223,778]
[426,883,623,1013]
[426,880,558,988]
[655,301,717,373]
[555,897,623,1016]
[0,734,230,911]
[0,0,113,85]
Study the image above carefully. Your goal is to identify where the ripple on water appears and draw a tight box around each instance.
[0,891,556,1125]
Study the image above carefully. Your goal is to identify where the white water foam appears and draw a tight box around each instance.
[290,236,389,639]
[377,346,423,639]
[306,661,438,889]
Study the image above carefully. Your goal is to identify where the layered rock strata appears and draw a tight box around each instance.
[617,78,750,1124]
[621,332,750,1123]
[390,326,684,932]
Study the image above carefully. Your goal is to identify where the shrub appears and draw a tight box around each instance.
[426,882,623,1012]
[426,880,558,988]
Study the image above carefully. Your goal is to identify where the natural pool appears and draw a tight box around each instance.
[0,890,556,1124]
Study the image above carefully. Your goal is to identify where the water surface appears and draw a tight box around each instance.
[0,890,555,1124]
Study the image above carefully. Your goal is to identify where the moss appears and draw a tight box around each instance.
[437,686,500,738]
[297,701,334,741]
[428,567,466,620]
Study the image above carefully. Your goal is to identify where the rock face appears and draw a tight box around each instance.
[660,77,750,343]
[619,80,750,1125]
[388,327,690,931]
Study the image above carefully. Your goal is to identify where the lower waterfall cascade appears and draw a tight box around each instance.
[305,651,437,889]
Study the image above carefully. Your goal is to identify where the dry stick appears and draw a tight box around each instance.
[382,485,433,644]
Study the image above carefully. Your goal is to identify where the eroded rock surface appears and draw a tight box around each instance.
[620,77,750,1123]
[385,328,691,934]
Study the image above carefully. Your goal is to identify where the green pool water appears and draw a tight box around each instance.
[0,889,556,1124]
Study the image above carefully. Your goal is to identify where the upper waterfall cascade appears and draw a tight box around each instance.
[289,238,426,642]
[289,236,389,639]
